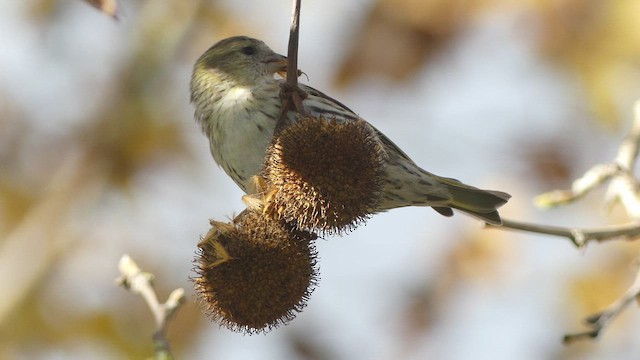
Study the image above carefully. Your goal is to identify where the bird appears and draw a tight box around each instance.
[190,36,510,225]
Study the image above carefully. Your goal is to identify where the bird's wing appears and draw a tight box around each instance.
[299,84,416,164]
[299,85,359,121]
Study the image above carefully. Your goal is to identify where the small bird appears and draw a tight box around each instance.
[190,36,510,224]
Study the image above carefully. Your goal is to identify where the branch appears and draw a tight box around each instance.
[534,163,619,208]
[116,254,185,360]
[492,219,640,248]
[494,220,640,344]
[563,261,640,344]
[275,0,306,134]
[494,100,640,248]
[285,0,302,92]
[614,100,640,170]
[535,100,640,215]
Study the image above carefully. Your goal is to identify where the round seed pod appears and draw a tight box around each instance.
[193,210,318,334]
[263,117,386,234]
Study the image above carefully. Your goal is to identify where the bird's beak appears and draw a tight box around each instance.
[262,53,287,75]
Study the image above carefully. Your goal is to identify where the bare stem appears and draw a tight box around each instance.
[535,163,619,208]
[535,100,640,214]
[614,101,640,170]
[489,100,640,343]
[275,0,306,134]
[563,261,640,344]
[494,101,640,244]
[286,0,302,92]
[492,219,640,248]
[116,254,185,359]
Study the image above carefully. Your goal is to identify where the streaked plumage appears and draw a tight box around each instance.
[191,36,510,224]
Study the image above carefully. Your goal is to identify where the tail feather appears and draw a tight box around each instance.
[436,176,511,225]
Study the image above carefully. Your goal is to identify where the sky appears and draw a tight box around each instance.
[2,1,640,359]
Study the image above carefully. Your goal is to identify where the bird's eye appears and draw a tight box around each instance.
[241,46,256,55]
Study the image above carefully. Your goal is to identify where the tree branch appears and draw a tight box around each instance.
[492,219,640,248]
[116,254,185,360]
[494,100,640,247]
[534,163,619,208]
[489,100,640,343]
[563,260,640,344]
[535,100,640,215]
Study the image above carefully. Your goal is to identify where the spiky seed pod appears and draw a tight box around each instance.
[193,210,318,334]
[263,117,387,234]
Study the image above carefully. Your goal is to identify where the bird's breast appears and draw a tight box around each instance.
[209,84,280,191]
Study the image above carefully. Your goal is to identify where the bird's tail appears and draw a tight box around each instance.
[433,176,511,225]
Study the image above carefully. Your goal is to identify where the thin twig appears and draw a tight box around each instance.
[116,254,185,360]
[498,100,640,247]
[285,0,302,93]
[489,100,640,344]
[275,0,306,134]
[614,101,640,170]
[535,163,619,208]
[536,100,640,215]
[492,219,640,248]
[563,261,640,344]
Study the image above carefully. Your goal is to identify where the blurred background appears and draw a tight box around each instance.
[2,0,640,359]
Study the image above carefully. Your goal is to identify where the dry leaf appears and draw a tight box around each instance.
[84,0,118,19]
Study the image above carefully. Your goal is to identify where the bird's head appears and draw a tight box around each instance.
[193,36,287,87]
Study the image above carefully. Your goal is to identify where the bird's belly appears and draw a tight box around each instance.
[213,109,276,192]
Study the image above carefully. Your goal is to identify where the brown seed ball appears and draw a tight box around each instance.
[193,210,318,334]
[263,117,386,234]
